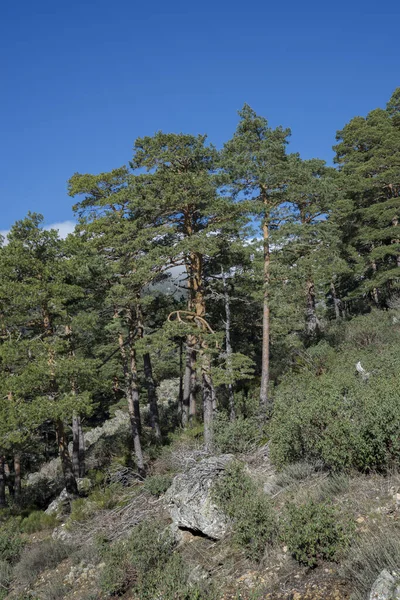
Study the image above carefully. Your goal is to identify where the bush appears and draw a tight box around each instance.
[14,539,70,586]
[0,519,24,564]
[99,520,215,599]
[270,359,400,471]
[213,414,263,454]
[213,461,277,560]
[143,474,173,497]
[0,559,13,600]
[281,500,352,567]
[20,511,57,534]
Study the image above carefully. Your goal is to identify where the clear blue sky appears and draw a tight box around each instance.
[1,0,399,231]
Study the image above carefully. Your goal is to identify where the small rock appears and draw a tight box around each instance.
[369,569,400,600]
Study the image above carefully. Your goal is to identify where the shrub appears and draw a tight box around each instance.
[213,461,277,560]
[20,511,57,534]
[0,559,13,600]
[213,414,263,454]
[0,519,24,564]
[99,520,215,599]
[41,574,71,600]
[143,474,173,497]
[14,539,70,586]
[270,358,400,471]
[281,500,352,567]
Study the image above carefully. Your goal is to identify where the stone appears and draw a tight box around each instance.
[369,569,400,600]
[164,454,233,540]
[45,488,71,515]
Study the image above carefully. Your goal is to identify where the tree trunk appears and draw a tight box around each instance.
[72,414,80,479]
[4,462,14,498]
[78,419,85,478]
[118,330,145,478]
[183,338,196,426]
[330,281,341,320]
[201,353,214,452]
[259,203,270,412]
[14,454,21,501]
[72,415,85,478]
[222,268,235,421]
[143,352,161,439]
[305,278,320,336]
[0,458,6,508]
[56,419,78,496]
[178,339,184,418]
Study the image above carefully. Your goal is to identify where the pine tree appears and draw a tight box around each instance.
[221,105,290,411]
[333,88,400,307]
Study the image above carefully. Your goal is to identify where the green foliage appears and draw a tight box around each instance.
[0,519,24,564]
[143,474,173,496]
[213,414,263,454]
[213,461,277,560]
[20,510,57,534]
[99,520,214,599]
[270,315,400,472]
[68,483,123,525]
[0,559,13,600]
[281,500,352,567]
[14,539,71,586]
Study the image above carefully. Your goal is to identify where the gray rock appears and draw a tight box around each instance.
[164,454,233,540]
[45,478,92,515]
[45,488,71,515]
[369,569,400,600]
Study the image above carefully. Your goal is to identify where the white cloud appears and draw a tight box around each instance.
[0,220,76,245]
[44,220,76,238]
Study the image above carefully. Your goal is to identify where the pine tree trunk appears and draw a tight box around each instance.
[4,462,14,498]
[14,455,21,501]
[330,281,341,320]
[143,352,161,439]
[260,204,270,412]
[305,278,320,336]
[118,331,145,478]
[78,419,85,478]
[56,419,78,496]
[72,414,80,479]
[72,415,85,478]
[178,339,184,418]
[222,268,235,421]
[0,458,6,509]
[183,338,196,426]
[189,348,197,423]
[201,353,214,452]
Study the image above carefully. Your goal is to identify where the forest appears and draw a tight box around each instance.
[0,88,399,600]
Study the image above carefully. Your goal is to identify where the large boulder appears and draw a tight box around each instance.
[369,570,400,600]
[164,454,233,540]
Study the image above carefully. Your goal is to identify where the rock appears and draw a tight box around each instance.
[45,488,71,515]
[187,564,209,584]
[164,454,233,540]
[52,523,73,541]
[369,569,400,600]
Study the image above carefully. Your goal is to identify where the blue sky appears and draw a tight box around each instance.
[1,0,399,234]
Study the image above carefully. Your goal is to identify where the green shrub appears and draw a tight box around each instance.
[281,500,352,567]
[213,461,277,560]
[0,559,13,600]
[213,414,263,454]
[270,360,400,472]
[0,519,24,564]
[143,474,173,496]
[99,520,215,599]
[14,540,71,586]
[20,511,57,534]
